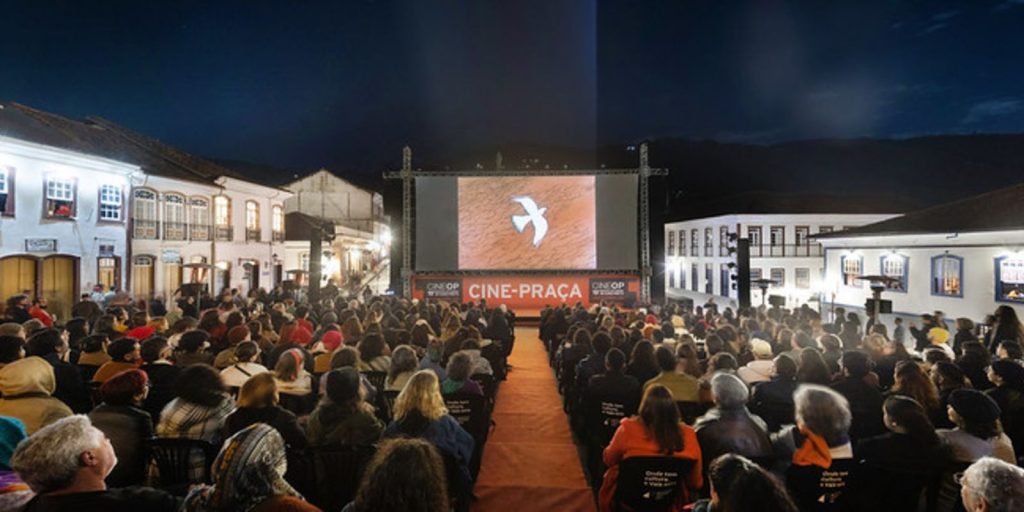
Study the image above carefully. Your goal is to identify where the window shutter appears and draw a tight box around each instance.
[72,177,79,218]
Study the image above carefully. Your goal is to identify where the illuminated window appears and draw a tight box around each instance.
[246,201,260,230]
[0,167,12,216]
[164,193,186,240]
[272,205,284,232]
[880,254,908,292]
[189,197,211,241]
[214,196,231,226]
[44,175,76,218]
[704,228,713,256]
[667,230,675,256]
[99,184,122,221]
[770,268,785,287]
[996,256,1024,303]
[795,268,811,289]
[132,189,158,239]
[841,254,863,287]
[931,254,962,297]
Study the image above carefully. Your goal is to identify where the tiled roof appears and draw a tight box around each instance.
[669,191,911,221]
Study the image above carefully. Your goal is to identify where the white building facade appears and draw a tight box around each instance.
[282,170,390,295]
[0,135,138,321]
[128,175,290,302]
[664,213,898,309]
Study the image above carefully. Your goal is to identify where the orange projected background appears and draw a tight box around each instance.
[458,176,596,269]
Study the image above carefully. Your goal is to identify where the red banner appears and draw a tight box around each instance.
[411,274,640,310]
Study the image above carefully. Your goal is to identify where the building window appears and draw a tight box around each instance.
[300,253,310,272]
[214,196,232,241]
[931,254,962,297]
[690,229,698,256]
[880,254,908,292]
[719,226,729,256]
[98,184,122,221]
[132,189,158,239]
[770,267,785,288]
[44,175,76,218]
[97,256,120,290]
[705,263,713,294]
[750,268,763,281]
[691,263,698,292]
[679,230,686,257]
[163,193,186,240]
[995,255,1024,303]
[704,228,713,257]
[667,230,676,256]
[795,226,810,256]
[272,205,285,241]
[245,200,260,241]
[0,167,13,216]
[720,263,730,297]
[189,197,211,241]
[748,226,762,257]
[677,261,686,289]
[795,268,811,289]
[840,254,863,287]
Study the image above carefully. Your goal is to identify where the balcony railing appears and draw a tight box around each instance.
[215,226,233,241]
[190,224,210,241]
[133,220,159,240]
[164,222,187,241]
[272,231,285,242]
[246,228,261,242]
[749,244,824,258]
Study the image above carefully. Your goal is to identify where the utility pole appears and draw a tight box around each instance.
[737,238,751,308]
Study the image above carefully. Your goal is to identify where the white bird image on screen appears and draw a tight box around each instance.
[511,196,548,247]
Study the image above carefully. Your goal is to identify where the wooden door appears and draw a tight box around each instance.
[0,256,37,301]
[41,256,76,322]
[132,256,155,299]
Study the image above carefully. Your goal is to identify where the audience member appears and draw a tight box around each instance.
[958,456,1024,512]
[938,389,1016,464]
[829,350,884,442]
[342,438,450,512]
[156,365,234,479]
[645,346,699,402]
[689,453,798,512]
[88,369,152,487]
[750,354,799,432]
[694,373,772,472]
[223,372,307,449]
[0,416,32,510]
[386,345,419,391]
[0,357,73,434]
[306,368,384,447]
[737,338,775,385]
[92,338,140,383]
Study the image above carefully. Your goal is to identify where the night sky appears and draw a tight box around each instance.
[3,1,1023,176]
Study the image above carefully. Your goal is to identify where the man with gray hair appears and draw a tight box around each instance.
[11,415,180,511]
[960,456,1024,512]
[693,372,772,473]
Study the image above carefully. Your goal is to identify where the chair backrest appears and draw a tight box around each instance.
[614,456,693,512]
[278,392,316,416]
[470,373,497,401]
[443,392,490,445]
[78,364,100,383]
[311,444,377,512]
[585,397,629,446]
[362,371,387,392]
[146,437,217,492]
[88,380,104,407]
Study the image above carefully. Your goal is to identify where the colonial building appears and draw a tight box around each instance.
[0,102,291,307]
[282,169,390,296]
[664,193,903,309]
[816,183,1024,322]
[0,126,138,321]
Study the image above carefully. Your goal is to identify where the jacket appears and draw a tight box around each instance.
[599,417,702,512]
[830,377,885,442]
[0,357,73,434]
[736,360,774,385]
[224,406,308,450]
[644,371,700,403]
[140,362,182,422]
[693,407,772,471]
[305,402,384,447]
[750,378,798,432]
[88,404,153,487]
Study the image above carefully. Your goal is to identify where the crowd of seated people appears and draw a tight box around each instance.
[541,301,1024,511]
[0,289,514,511]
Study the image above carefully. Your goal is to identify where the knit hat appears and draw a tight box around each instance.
[949,389,1001,424]
[0,416,27,470]
[321,330,344,352]
[325,367,360,403]
[289,326,312,345]
[228,325,250,345]
[750,338,773,358]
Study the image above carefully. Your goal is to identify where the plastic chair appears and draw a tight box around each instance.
[380,390,400,423]
[613,456,694,512]
[444,392,491,478]
[146,437,217,495]
[361,371,387,393]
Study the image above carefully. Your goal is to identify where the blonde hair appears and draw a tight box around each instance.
[393,370,448,422]
[237,372,278,408]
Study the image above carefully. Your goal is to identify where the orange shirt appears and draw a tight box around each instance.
[599,417,703,512]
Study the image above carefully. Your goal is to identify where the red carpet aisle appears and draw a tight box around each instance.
[472,326,596,511]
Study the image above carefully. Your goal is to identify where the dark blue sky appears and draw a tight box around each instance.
[2,1,1023,174]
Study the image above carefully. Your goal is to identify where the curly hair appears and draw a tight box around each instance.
[393,370,448,422]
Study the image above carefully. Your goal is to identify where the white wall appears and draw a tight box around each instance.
[0,136,135,292]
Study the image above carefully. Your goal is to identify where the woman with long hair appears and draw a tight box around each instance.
[985,305,1024,353]
[959,341,994,391]
[224,372,307,449]
[874,338,911,389]
[343,438,450,512]
[306,367,384,447]
[890,360,941,420]
[856,396,950,510]
[598,384,703,512]
[626,340,660,385]
[386,345,419,391]
[796,347,832,385]
[383,370,474,506]
[184,424,318,512]
[273,348,313,397]
[690,454,797,512]
[358,333,391,372]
